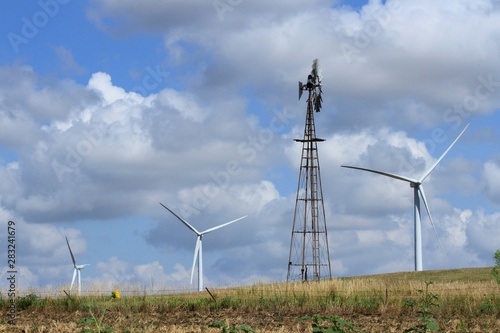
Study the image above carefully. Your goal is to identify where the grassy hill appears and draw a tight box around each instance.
[1,267,499,332]
[344,267,495,283]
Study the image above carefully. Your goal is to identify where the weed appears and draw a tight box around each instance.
[403,297,418,309]
[217,296,235,309]
[209,320,257,333]
[17,293,38,310]
[292,290,308,307]
[62,290,81,311]
[404,281,441,333]
[78,301,114,333]
[300,314,366,333]
[491,249,500,287]
[348,292,384,312]
[478,297,495,314]
[453,318,471,333]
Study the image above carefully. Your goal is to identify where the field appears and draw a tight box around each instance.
[1,267,499,332]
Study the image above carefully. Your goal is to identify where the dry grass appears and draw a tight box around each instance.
[1,267,499,332]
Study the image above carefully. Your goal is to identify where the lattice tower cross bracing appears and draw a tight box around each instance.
[287,63,332,282]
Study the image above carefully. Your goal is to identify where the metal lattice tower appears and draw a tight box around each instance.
[287,60,332,282]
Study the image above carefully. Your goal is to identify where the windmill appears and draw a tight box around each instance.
[65,237,89,295]
[287,59,331,282]
[341,124,469,271]
[159,203,247,291]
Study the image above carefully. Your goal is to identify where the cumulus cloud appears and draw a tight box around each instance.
[88,0,500,132]
[133,261,190,289]
[0,68,269,223]
[483,160,500,204]
[92,258,192,292]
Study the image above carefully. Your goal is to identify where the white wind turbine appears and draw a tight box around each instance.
[342,124,469,271]
[66,237,89,295]
[160,203,247,292]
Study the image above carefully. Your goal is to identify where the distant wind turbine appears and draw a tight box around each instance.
[160,203,247,292]
[66,237,89,295]
[342,124,469,271]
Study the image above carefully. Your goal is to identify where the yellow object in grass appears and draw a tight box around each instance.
[112,289,121,299]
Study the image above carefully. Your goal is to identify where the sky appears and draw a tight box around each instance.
[0,0,499,294]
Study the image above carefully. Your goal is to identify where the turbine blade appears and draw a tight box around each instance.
[418,185,444,254]
[201,215,248,235]
[341,165,418,183]
[159,202,200,235]
[70,268,77,291]
[190,237,201,285]
[66,237,77,267]
[419,124,469,182]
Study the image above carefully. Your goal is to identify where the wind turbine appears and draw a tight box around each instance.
[65,237,89,295]
[160,203,247,291]
[341,124,469,271]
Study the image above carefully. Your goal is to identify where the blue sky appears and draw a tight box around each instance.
[1,0,500,294]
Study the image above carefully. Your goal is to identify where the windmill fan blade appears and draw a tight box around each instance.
[202,215,247,235]
[314,94,322,112]
[66,237,77,267]
[159,202,200,235]
[341,165,418,184]
[298,81,304,100]
[190,237,201,284]
[311,59,319,78]
[418,186,445,254]
[420,124,469,182]
[311,58,323,84]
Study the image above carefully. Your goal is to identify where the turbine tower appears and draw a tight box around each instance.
[66,237,89,296]
[287,59,332,282]
[160,203,247,291]
[342,124,469,271]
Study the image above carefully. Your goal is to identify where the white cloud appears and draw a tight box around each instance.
[467,210,500,256]
[96,256,134,284]
[483,160,500,204]
[133,261,190,289]
[87,72,129,105]
[157,89,208,122]
[1,266,39,289]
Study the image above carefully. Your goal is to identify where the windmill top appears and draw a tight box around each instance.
[298,59,323,112]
